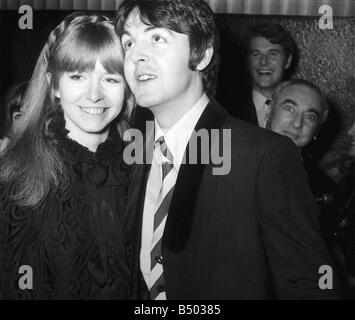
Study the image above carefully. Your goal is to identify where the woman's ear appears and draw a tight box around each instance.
[196,46,213,71]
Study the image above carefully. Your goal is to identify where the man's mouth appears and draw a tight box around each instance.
[80,107,107,115]
[257,70,273,76]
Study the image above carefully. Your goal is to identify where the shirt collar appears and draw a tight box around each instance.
[154,93,209,172]
[252,89,269,111]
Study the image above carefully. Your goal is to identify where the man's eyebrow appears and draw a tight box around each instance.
[281,98,298,106]
[121,25,172,38]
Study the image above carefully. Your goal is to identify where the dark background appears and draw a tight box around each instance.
[0,9,354,169]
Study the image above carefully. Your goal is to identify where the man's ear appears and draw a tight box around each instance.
[47,72,60,98]
[313,126,321,140]
[196,46,213,71]
[322,108,329,123]
[285,54,292,70]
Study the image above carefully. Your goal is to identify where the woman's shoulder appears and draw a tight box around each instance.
[0,137,10,153]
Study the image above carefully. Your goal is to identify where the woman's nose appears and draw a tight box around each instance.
[87,80,104,102]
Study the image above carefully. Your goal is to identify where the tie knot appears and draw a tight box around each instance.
[156,136,173,164]
[265,99,271,106]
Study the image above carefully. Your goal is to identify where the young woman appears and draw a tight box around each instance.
[0,82,27,152]
[0,13,134,299]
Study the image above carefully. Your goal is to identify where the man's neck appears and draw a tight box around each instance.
[253,86,275,99]
[152,86,204,130]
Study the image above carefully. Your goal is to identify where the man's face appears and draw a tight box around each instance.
[248,37,291,94]
[268,84,324,148]
[121,8,203,116]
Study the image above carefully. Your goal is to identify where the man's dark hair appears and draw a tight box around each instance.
[245,23,299,79]
[115,0,220,97]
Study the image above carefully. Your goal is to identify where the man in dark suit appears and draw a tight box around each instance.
[236,24,298,127]
[116,0,341,299]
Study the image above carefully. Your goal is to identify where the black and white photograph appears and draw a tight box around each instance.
[0,0,354,308]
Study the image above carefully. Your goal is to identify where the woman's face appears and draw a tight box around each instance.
[348,121,355,158]
[55,59,125,145]
[11,110,23,134]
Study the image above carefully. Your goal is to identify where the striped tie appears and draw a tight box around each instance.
[149,136,175,300]
[260,98,271,128]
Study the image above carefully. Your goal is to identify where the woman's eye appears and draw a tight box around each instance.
[13,112,22,121]
[69,74,84,81]
[104,77,120,84]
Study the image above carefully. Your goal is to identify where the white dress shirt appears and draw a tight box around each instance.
[252,89,270,128]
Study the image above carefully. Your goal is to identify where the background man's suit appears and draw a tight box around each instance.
[125,99,342,299]
[219,90,259,126]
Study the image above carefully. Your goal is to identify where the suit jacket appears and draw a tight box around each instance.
[224,90,259,126]
[125,98,342,299]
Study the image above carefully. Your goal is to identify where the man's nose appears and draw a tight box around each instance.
[260,54,269,66]
[293,114,303,129]
[87,79,104,102]
[131,41,149,64]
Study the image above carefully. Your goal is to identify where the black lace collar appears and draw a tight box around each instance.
[49,109,128,187]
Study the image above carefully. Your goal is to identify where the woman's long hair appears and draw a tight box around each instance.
[0,12,134,208]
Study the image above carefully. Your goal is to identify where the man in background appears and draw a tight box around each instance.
[237,24,298,127]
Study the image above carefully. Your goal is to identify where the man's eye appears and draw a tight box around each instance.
[152,34,165,43]
[269,50,280,57]
[122,40,133,51]
[250,52,261,59]
[305,113,317,122]
[284,104,295,112]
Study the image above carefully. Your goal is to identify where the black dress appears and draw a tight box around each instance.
[0,118,131,299]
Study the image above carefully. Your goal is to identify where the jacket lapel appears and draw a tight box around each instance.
[163,99,229,253]
[244,91,259,126]
[125,124,154,248]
